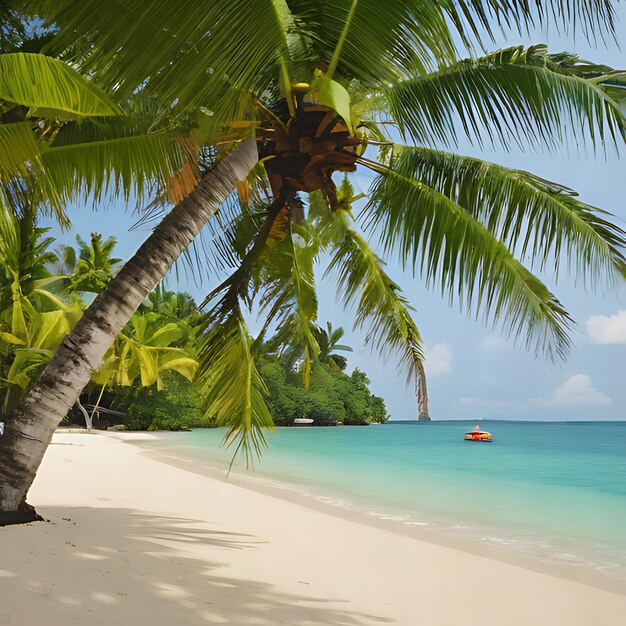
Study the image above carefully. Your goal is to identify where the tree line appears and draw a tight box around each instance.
[0,212,386,430]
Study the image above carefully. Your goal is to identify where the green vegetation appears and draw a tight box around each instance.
[87,338,386,431]
[0,210,199,427]
[0,215,383,430]
[107,372,208,432]
[259,356,387,426]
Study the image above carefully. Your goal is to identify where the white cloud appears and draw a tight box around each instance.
[478,334,510,352]
[425,343,452,377]
[586,310,626,345]
[532,374,612,407]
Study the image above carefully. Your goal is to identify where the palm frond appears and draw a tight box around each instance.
[49,112,161,147]
[195,194,267,279]
[365,167,574,360]
[287,0,456,82]
[191,195,288,463]
[1,109,186,216]
[387,46,626,150]
[0,122,40,179]
[195,306,274,466]
[447,0,617,44]
[392,146,626,284]
[40,130,186,204]
[37,0,291,119]
[258,218,319,386]
[0,52,122,118]
[185,165,277,280]
[326,226,424,388]
[200,194,288,311]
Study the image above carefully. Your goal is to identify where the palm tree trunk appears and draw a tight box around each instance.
[0,137,258,525]
[417,361,430,421]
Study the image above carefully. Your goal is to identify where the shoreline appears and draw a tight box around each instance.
[131,431,626,596]
[1,431,626,625]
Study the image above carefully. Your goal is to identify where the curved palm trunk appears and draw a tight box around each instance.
[417,361,430,421]
[0,137,258,525]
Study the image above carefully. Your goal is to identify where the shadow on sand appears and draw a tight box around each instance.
[0,506,394,625]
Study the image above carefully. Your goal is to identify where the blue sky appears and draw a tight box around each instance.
[43,13,626,422]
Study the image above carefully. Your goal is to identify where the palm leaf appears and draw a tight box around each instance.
[200,194,290,312]
[0,52,122,118]
[387,46,626,150]
[36,0,291,120]
[158,354,198,381]
[258,219,320,387]
[287,0,456,82]
[195,306,274,466]
[1,109,186,212]
[391,146,626,284]
[0,122,40,179]
[447,0,616,44]
[40,131,185,204]
[326,226,424,388]
[365,166,574,360]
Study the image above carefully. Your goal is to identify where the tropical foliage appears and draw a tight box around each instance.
[259,352,387,427]
[0,13,188,227]
[0,201,77,414]
[0,211,383,433]
[0,217,199,422]
[312,322,353,370]
[54,233,122,294]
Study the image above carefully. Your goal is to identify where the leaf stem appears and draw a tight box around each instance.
[327,0,359,80]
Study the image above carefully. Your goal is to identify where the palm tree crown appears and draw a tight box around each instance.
[313,322,353,365]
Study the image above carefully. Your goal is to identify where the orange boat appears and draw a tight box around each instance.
[464,424,492,442]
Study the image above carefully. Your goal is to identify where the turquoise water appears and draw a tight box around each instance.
[146,421,626,577]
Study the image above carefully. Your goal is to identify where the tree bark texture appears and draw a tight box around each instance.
[0,137,258,524]
[417,361,430,421]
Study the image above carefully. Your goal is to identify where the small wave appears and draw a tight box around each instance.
[552,553,587,564]
[480,535,519,546]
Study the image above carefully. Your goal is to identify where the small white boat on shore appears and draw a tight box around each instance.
[293,418,314,426]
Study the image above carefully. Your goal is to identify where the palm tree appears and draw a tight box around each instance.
[2,1,626,522]
[0,205,83,418]
[0,205,61,329]
[313,322,353,370]
[0,41,254,522]
[55,233,122,295]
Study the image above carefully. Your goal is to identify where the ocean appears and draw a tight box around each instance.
[142,420,626,580]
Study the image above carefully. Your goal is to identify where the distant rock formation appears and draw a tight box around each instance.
[418,412,431,422]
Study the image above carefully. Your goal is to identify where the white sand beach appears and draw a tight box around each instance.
[1,431,625,626]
